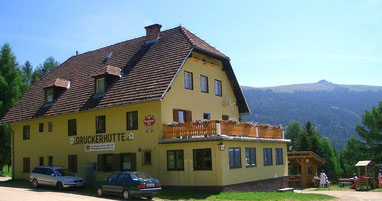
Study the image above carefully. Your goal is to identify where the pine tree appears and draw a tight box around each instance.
[285,121,301,151]
[31,56,59,83]
[0,43,25,168]
[320,137,340,174]
[339,136,369,175]
[356,101,382,163]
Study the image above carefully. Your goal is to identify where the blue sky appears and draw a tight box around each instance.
[1,0,382,87]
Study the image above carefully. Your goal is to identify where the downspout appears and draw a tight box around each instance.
[11,129,14,180]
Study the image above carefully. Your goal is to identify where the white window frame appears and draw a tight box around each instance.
[214,80,222,96]
[96,78,105,94]
[184,71,193,90]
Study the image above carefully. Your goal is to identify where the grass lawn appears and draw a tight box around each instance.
[77,186,333,200]
[157,189,334,201]
[0,165,12,177]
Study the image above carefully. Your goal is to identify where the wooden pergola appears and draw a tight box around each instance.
[355,160,376,190]
[288,151,325,188]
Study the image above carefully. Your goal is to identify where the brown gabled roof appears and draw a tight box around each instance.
[1,25,249,123]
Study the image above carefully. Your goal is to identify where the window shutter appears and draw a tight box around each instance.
[173,109,179,122]
[185,111,192,122]
[97,154,104,171]
[113,154,121,171]
[131,153,137,171]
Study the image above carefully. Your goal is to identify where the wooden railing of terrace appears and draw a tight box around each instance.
[162,120,283,139]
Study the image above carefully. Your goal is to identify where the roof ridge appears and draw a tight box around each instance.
[179,26,196,46]
[178,25,228,59]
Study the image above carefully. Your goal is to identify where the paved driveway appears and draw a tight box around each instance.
[296,189,382,201]
[0,177,115,201]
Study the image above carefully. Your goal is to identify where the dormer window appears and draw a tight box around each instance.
[96,78,105,94]
[92,65,121,97]
[45,88,54,103]
[43,78,70,105]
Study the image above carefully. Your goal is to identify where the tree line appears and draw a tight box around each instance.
[0,43,59,170]
[286,101,382,177]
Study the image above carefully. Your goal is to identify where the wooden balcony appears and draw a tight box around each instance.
[162,120,284,139]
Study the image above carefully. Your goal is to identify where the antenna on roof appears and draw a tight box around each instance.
[75,50,79,55]
[103,52,113,63]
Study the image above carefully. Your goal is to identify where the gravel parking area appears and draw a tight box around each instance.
[296,189,382,201]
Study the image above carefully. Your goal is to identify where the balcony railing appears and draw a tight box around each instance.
[162,120,284,139]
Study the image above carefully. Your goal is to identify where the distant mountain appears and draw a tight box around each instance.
[241,80,382,150]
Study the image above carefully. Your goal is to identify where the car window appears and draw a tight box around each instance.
[118,173,131,182]
[107,173,119,182]
[131,172,153,180]
[55,169,73,176]
[32,167,41,174]
[46,168,54,175]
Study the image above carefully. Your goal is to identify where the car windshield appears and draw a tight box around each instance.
[131,172,153,180]
[56,169,73,176]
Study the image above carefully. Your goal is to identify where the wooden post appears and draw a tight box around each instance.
[216,121,221,136]
[373,166,376,188]
[365,166,368,187]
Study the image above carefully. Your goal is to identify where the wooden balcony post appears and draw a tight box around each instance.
[282,130,285,139]
[216,120,221,136]
[255,126,258,138]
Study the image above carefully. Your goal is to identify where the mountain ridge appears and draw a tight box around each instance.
[241,80,382,93]
[241,80,382,149]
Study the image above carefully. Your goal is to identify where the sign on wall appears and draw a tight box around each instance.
[84,143,115,152]
[69,132,134,145]
[144,115,155,133]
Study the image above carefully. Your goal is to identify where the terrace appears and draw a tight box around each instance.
[162,120,284,140]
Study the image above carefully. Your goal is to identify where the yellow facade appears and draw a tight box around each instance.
[10,52,288,188]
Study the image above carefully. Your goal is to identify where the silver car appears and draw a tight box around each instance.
[30,166,84,191]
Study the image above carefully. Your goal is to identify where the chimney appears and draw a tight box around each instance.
[144,24,162,41]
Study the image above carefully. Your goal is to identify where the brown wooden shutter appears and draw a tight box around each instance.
[113,154,121,171]
[97,154,104,171]
[185,111,192,122]
[173,109,179,121]
[131,153,137,171]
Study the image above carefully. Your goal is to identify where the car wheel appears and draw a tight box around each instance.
[56,182,64,191]
[96,187,103,197]
[122,189,131,200]
[31,179,38,189]
[146,196,153,200]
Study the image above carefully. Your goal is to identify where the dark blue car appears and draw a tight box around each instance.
[96,172,161,200]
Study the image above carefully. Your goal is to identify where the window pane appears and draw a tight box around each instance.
[167,151,175,170]
[178,111,185,122]
[176,151,184,169]
[122,154,132,171]
[68,119,77,136]
[200,76,208,93]
[203,113,211,120]
[215,80,222,96]
[96,115,106,133]
[96,78,105,94]
[194,149,212,170]
[229,149,234,168]
[184,72,193,89]
[127,111,138,130]
[105,155,113,171]
[48,122,53,132]
[46,88,53,103]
